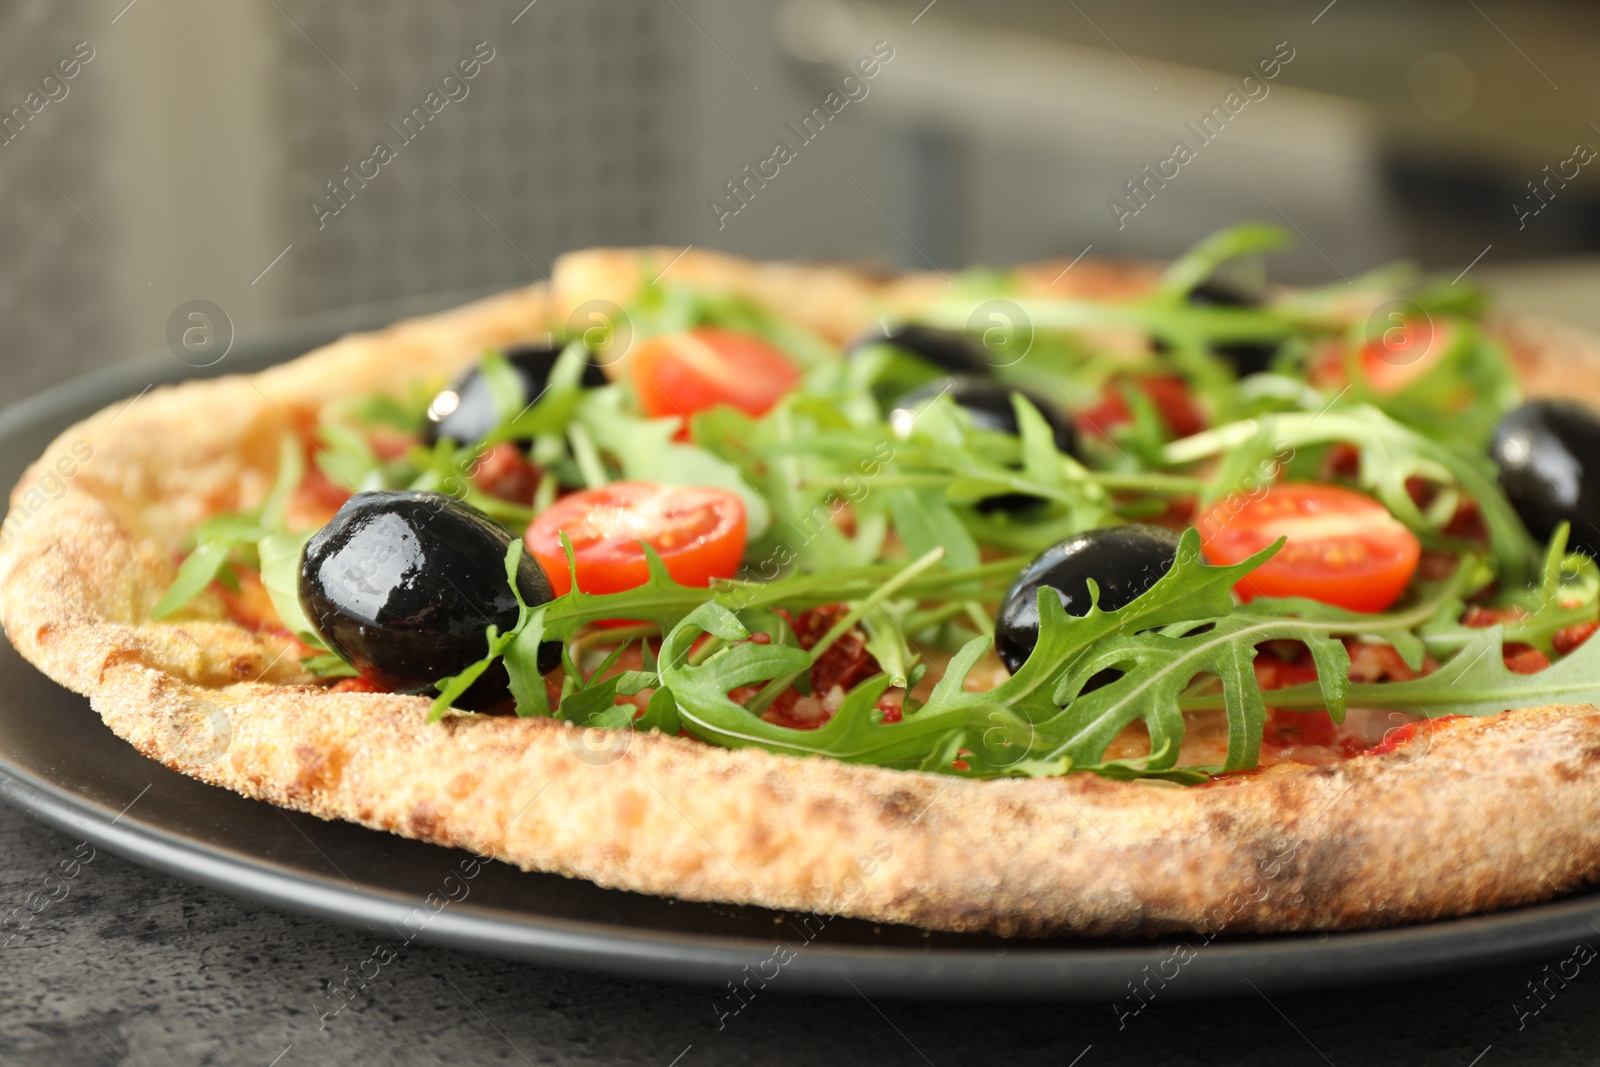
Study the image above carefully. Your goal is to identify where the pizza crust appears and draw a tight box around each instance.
[4,250,1600,937]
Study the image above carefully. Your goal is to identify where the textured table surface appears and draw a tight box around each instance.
[0,796,1596,1066]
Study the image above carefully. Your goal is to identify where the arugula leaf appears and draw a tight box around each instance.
[654,530,1272,776]
[538,524,1600,780]
[150,540,238,620]
[151,433,355,675]
[483,342,589,445]
[300,652,358,678]
[477,349,526,422]
[342,386,434,433]
[1158,223,1291,297]
[1238,623,1600,719]
[625,284,835,370]
[1337,320,1520,448]
[426,548,1026,719]
[258,531,329,651]
[1420,524,1598,655]
[258,435,304,534]
[151,435,302,619]
[314,417,383,492]
[575,388,771,539]
[406,438,536,531]
[883,487,979,578]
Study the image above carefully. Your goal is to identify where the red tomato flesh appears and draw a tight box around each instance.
[525,481,747,596]
[1077,374,1206,440]
[1198,482,1422,613]
[1359,317,1450,395]
[629,328,801,422]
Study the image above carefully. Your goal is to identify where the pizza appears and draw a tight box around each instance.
[6,224,1600,939]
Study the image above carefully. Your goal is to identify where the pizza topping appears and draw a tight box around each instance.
[1197,483,1422,613]
[1184,272,1281,377]
[425,341,606,448]
[1345,640,1432,683]
[994,525,1181,674]
[1364,715,1467,756]
[849,324,992,377]
[628,328,801,423]
[727,604,890,730]
[1354,316,1451,396]
[300,490,559,708]
[469,442,541,505]
[151,223,1600,784]
[888,376,1080,512]
[889,376,1077,456]
[1492,400,1600,558]
[1077,375,1207,441]
[1555,621,1599,654]
[523,481,747,597]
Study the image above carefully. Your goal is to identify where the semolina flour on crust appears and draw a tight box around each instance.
[4,248,1600,938]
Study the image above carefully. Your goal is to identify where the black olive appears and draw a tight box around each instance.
[1492,400,1600,557]
[300,490,560,710]
[423,342,607,447]
[889,376,1076,453]
[1187,276,1261,308]
[849,324,992,376]
[1183,275,1279,377]
[995,525,1181,674]
[889,376,1077,512]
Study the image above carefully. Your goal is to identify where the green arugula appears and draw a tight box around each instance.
[151,435,304,619]
[429,525,1600,782]
[149,434,353,676]
[427,546,1027,724]
[1156,222,1290,298]
[573,388,773,539]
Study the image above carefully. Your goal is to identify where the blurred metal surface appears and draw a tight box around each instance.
[777,0,1402,281]
[266,1,697,315]
[0,2,115,398]
[3,0,1599,396]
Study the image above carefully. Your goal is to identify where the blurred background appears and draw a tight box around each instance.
[4,0,1598,397]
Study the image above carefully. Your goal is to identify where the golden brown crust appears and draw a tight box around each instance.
[5,251,1600,937]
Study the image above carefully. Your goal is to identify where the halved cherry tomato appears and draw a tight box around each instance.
[525,481,747,596]
[470,442,540,504]
[1359,316,1450,395]
[1197,482,1422,613]
[1077,374,1206,440]
[629,328,802,422]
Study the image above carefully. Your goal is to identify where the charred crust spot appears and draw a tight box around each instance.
[742,822,773,854]
[1207,811,1237,835]
[805,796,846,823]
[96,647,144,682]
[409,800,443,840]
[1553,747,1600,781]
[879,790,919,823]
[290,742,346,800]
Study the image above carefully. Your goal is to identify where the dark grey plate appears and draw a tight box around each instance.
[1,295,1598,1001]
